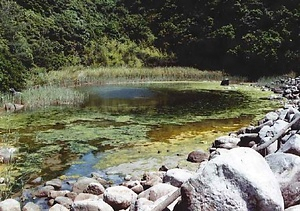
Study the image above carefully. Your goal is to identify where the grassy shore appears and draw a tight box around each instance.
[29,66,246,87]
[0,66,247,111]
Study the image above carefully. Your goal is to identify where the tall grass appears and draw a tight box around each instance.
[0,86,85,111]
[21,86,85,110]
[31,66,244,87]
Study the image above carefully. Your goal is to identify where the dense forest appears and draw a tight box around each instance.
[0,0,299,91]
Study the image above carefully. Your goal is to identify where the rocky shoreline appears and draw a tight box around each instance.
[2,77,300,210]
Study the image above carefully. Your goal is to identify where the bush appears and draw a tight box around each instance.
[0,53,27,92]
[83,37,171,68]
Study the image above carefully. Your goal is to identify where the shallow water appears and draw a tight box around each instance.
[0,82,258,196]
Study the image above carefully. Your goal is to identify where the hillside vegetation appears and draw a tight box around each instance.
[0,0,299,91]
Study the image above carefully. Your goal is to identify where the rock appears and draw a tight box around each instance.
[83,182,105,195]
[265,111,279,121]
[212,135,240,149]
[29,177,42,185]
[22,202,41,211]
[91,172,109,186]
[0,199,21,211]
[278,134,300,156]
[138,183,177,202]
[45,179,62,190]
[208,148,230,160]
[72,177,100,193]
[159,165,169,171]
[180,148,284,211]
[4,103,24,112]
[123,180,141,189]
[124,174,133,181]
[266,152,300,208]
[74,193,100,202]
[151,191,181,211]
[53,196,73,209]
[163,168,195,187]
[48,190,70,199]
[123,180,144,194]
[131,184,144,194]
[278,108,289,120]
[0,147,17,163]
[72,199,114,211]
[291,113,300,130]
[260,136,278,155]
[48,199,55,207]
[259,125,275,139]
[273,120,289,134]
[237,133,260,147]
[0,177,4,183]
[103,186,137,210]
[141,171,164,189]
[132,194,180,211]
[220,79,229,86]
[248,120,274,133]
[65,192,78,201]
[285,205,300,211]
[34,185,55,197]
[131,198,154,211]
[186,149,209,163]
[48,204,68,211]
[258,120,288,155]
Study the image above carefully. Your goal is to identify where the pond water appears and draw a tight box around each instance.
[0,82,257,196]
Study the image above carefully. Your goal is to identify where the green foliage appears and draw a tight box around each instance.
[0,52,27,92]
[83,37,170,67]
[0,0,298,86]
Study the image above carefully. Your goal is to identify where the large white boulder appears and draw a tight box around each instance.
[179,147,284,211]
[103,186,137,210]
[72,199,114,211]
[266,152,300,208]
[0,199,20,211]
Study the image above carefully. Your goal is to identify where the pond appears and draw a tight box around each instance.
[0,82,273,197]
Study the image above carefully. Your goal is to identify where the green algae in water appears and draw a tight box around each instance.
[0,82,281,196]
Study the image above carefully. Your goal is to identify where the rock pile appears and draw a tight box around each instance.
[2,77,300,210]
[265,76,300,101]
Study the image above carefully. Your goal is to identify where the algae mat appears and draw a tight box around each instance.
[0,82,280,195]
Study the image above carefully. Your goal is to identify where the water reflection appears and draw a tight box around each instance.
[79,85,247,117]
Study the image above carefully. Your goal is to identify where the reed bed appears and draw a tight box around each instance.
[42,66,235,87]
[0,86,84,111]
[21,86,85,110]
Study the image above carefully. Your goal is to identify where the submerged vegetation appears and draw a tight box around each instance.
[0,80,282,199]
[0,64,283,199]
